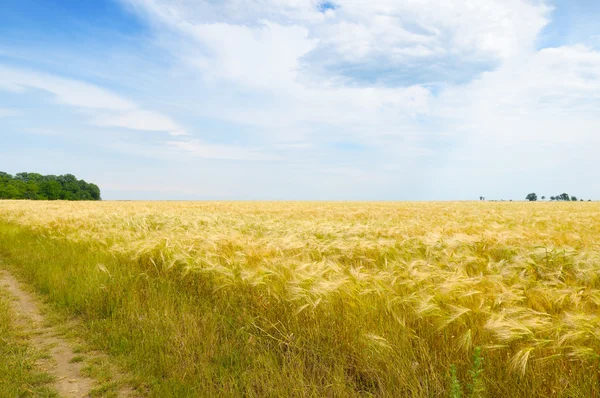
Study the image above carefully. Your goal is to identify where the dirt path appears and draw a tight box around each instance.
[0,269,115,397]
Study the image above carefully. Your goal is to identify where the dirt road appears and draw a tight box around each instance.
[0,269,136,397]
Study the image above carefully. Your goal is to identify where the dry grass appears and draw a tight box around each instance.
[0,201,599,396]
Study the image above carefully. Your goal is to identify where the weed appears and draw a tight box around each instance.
[468,347,485,398]
[450,364,462,398]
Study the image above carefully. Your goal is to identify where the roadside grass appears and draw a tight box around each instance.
[0,289,57,398]
[1,225,320,397]
[0,202,599,397]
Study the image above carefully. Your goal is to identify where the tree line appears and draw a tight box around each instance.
[0,172,101,201]
[526,193,590,202]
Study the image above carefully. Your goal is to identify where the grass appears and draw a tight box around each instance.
[0,201,599,396]
[69,355,86,363]
[0,289,57,397]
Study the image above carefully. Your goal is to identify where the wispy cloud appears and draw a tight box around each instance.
[0,65,184,135]
[91,110,182,132]
[167,140,281,161]
[0,66,135,110]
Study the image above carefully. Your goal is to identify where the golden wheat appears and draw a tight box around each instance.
[0,200,599,396]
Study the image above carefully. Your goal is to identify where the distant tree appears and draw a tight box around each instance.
[571,196,577,202]
[0,172,101,201]
[559,193,570,201]
[526,193,538,202]
[550,196,556,201]
[541,196,546,200]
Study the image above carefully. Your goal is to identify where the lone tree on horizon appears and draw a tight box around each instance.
[526,193,538,202]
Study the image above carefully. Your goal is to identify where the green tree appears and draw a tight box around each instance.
[24,181,40,200]
[41,180,62,200]
[526,193,538,202]
[88,184,101,200]
[8,180,26,199]
[0,171,101,201]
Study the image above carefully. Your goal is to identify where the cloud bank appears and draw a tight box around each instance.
[1,0,599,199]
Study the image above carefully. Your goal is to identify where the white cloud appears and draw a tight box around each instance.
[92,110,182,132]
[167,140,281,161]
[117,0,551,151]
[124,0,551,86]
[120,2,437,148]
[428,43,600,198]
[435,44,600,143]
[168,130,190,137]
[0,66,136,110]
[187,22,317,90]
[303,0,551,85]
[0,65,185,135]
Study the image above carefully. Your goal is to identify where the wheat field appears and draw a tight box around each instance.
[0,201,599,397]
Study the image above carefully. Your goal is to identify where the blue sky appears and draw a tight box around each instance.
[1,0,599,200]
